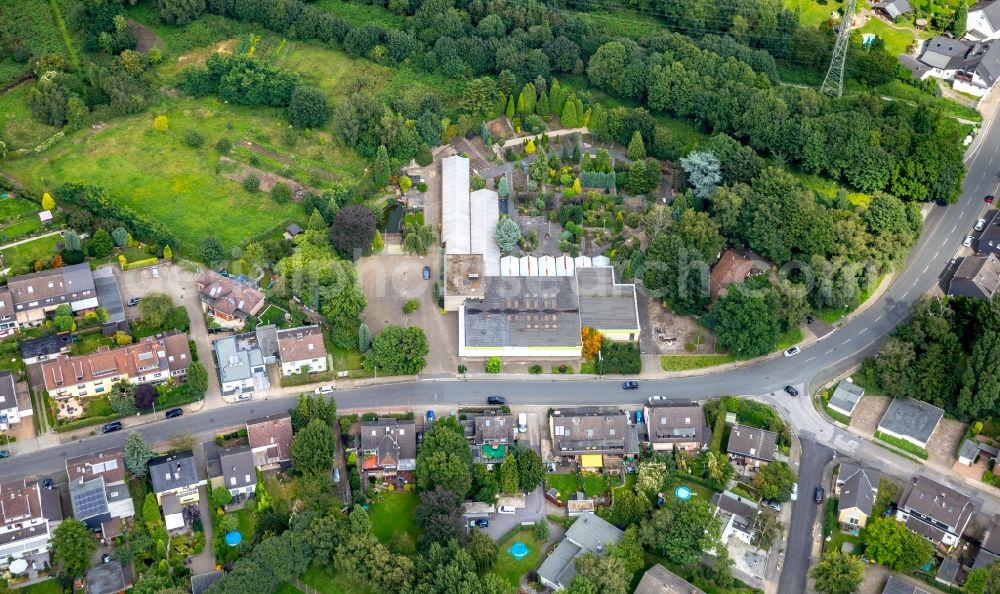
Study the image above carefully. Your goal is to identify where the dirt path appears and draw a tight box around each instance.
[218,157,324,197]
[238,140,339,182]
[128,19,162,53]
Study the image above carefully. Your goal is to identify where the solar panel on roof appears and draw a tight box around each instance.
[71,484,108,519]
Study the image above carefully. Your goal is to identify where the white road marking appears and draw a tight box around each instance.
[889,304,896,310]
[951,225,957,233]
[859,328,868,334]
[922,265,929,273]
[824,349,835,355]
[805,356,815,362]
[875,316,882,322]
[842,338,852,345]
[912,280,918,287]
[942,238,948,246]
[901,291,909,298]
[933,251,939,259]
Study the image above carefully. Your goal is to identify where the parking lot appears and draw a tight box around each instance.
[115,263,222,407]
[356,253,458,375]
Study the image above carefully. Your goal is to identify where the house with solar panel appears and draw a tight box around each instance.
[66,448,134,542]
[472,412,516,468]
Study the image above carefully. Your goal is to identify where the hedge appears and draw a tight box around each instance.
[56,183,178,251]
[123,257,159,270]
[874,431,929,459]
[709,400,727,453]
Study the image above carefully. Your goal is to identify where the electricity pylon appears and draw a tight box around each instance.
[820,0,858,97]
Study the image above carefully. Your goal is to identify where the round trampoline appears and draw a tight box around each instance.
[508,541,529,560]
[674,486,693,500]
[224,531,243,546]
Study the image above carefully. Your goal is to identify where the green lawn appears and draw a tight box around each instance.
[368,491,420,546]
[0,82,62,150]
[20,578,64,594]
[775,328,803,351]
[545,472,608,501]
[258,304,289,327]
[660,354,737,371]
[0,233,61,270]
[311,0,405,29]
[329,347,363,371]
[665,478,716,502]
[274,584,305,594]
[494,528,544,588]
[783,0,840,28]
[0,218,42,240]
[299,565,375,594]
[71,332,114,355]
[236,508,256,539]
[0,197,40,222]
[857,19,920,56]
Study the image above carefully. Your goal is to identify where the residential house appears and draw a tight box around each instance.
[633,564,706,594]
[0,371,32,430]
[42,333,192,400]
[726,425,777,473]
[710,490,758,546]
[896,475,974,550]
[973,514,1000,569]
[877,398,943,449]
[957,438,999,466]
[978,211,1000,256]
[709,248,771,301]
[85,560,127,594]
[19,333,71,365]
[913,36,1000,97]
[0,478,63,570]
[65,448,134,541]
[7,264,98,326]
[549,407,640,471]
[949,254,1000,299]
[246,413,294,470]
[0,287,16,338]
[828,380,865,418]
[882,575,934,594]
[276,325,327,376]
[212,333,269,396]
[90,266,127,335]
[148,451,202,530]
[874,0,913,20]
[219,445,256,501]
[537,512,624,590]
[197,271,266,326]
[473,412,516,466]
[360,418,417,480]
[643,401,705,453]
[968,0,1000,41]
[834,463,881,531]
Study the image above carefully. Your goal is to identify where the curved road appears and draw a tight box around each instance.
[2,113,998,592]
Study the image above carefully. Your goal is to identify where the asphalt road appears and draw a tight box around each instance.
[777,438,835,594]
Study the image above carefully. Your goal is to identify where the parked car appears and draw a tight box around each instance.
[41,477,54,489]
[814,486,825,504]
[764,500,782,512]
[426,410,435,422]
[977,218,988,231]
[784,385,799,397]
[518,412,527,433]
[964,235,974,247]
[487,395,506,405]
[634,410,644,424]
[416,431,424,444]
[165,408,183,419]
[126,297,141,307]
[790,483,798,501]
[986,195,995,204]
[314,385,334,395]
[497,505,516,515]
[333,468,340,483]
[101,421,123,434]
[471,519,489,528]
[806,315,815,324]
[151,267,160,278]
[0,450,9,459]
[622,381,639,390]
[102,554,112,564]
[422,266,431,280]
[647,395,666,405]
[236,393,253,402]
[783,346,801,357]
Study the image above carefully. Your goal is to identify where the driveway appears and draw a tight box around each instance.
[483,485,546,540]
[115,263,222,408]
[356,253,457,375]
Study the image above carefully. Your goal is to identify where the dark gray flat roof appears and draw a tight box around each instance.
[464,276,581,348]
[877,398,943,444]
[86,561,125,594]
[92,267,125,324]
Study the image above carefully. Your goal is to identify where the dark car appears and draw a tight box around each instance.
[784,385,799,397]
[487,395,506,405]
[471,518,489,528]
[416,431,424,445]
[806,315,815,324]
[422,265,431,280]
[622,381,639,390]
[987,195,996,204]
[101,421,123,434]
[814,486,825,504]
[165,408,183,419]
[0,450,9,459]
[126,297,141,307]
[41,477,54,489]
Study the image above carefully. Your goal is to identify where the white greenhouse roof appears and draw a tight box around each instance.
[442,155,471,255]
[470,189,500,276]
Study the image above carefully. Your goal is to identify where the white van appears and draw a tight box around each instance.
[498,505,516,515]
[518,413,527,433]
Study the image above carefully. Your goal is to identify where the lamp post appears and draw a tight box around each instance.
[598,349,603,377]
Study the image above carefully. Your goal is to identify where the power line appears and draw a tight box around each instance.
[820,0,856,96]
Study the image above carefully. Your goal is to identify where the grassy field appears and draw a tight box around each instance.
[0,82,62,150]
[545,472,607,500]
[0,218,42,240]
[783,0,841,28]
[274,584,305,594]
[368,491,420,546]
[494,528,544,588]
[299,565,375,594]
[312,0,406,29]
[0,233,60,269]
[0,0,83,86]
[660,354,737,371]
[857,18,922,56]
[20,578,63,594]
[0,197,40,222]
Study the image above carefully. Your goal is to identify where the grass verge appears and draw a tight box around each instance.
[660,354,737,371]
[874,431,929,459]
